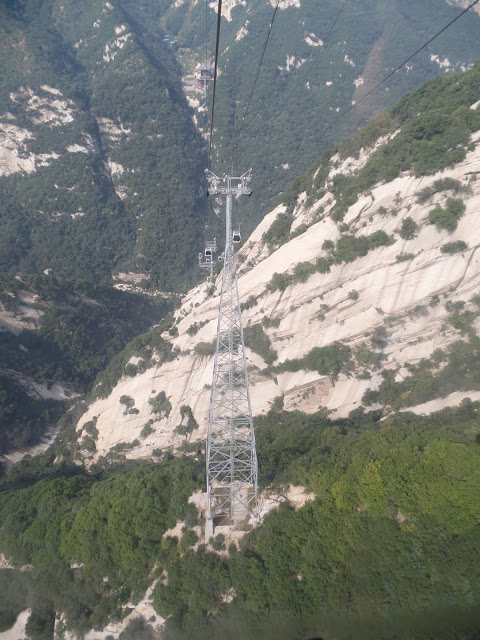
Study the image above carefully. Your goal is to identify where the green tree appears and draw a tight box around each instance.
[399,216,418,240]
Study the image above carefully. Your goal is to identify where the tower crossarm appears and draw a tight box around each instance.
[205,169,252,196]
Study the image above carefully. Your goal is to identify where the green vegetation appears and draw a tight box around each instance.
[0,274,172,393]
[92,327,175,400]
[261,315,281,329]
[120,617,156,640]
[25,605,55,640]
[0,570,28,632]
[396,252,416,263]
[371,325,388,350]
[0,0,208,291]
[149,392,172,418]
[154,404,480,639]
[289,222,310,239]
[0,456,203,636]
[262,213,294,249]
[267,230,394,292]
[243,324,277,365]
[140,421,155,438]
[281,62,480,222]
[186,320,209,337]
[428,197,466,232]
[0,273,173,452]
[441,240,468,254]
[2,399,480,639]
[353,341,385,376]
[119,395,135,415]
[335,231,395,261]
[348,289,359,301]
[363,335,480,410]
[204,0,480,235]
[174,406,199,437]
[1,1,479,288]
[268,342,353,381]
[445,301,478,335]
[416,177,467,204]
[1,8,480,640]
[0,374,65,455]
[399,216,418,240]
[194,340,216,356]
[240,295,259,311]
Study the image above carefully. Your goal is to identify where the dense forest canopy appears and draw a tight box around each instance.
[0,403,479,639]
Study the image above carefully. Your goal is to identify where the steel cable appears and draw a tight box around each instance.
[319,0,480,140]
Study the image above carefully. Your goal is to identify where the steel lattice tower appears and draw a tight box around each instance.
[205,169,258,540]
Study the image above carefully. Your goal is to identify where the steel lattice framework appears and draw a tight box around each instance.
[204,169,258,540]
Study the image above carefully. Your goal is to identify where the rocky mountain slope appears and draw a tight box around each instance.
[74,63,480,464]
[0,273,172,460]
[165,0,480,233]
[1,60,480,640]
[1,0,479,289]
[0,0,205,290]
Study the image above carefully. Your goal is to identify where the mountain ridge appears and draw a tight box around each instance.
[2,0,480,288]
[72,64,480,464]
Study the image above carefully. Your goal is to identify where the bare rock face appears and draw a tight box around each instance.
[76,126,480,462]
[0,84,77,178]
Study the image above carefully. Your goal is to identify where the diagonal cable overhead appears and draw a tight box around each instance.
[318,0,480,140]
[321,0,351,47]
[208,0,223,167]
[232,0,281,159]
[231,0,353,162]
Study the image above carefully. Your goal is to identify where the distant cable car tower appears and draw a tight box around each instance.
[204,168,258,540]
[194,63,214,92]
[198,238,217,281]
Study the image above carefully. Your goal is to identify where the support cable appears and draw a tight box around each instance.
[321,0,351,48]
[204,0,211,225]
[231,0,351,163]
[208,0,223,167]
[205,0,209,66]
[319,0,480,140]
[203,0,211,257]
[232,0,281,159]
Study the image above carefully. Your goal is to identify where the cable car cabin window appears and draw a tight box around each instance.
[205,249,212,257]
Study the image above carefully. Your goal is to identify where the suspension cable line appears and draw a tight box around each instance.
[205,0,209,67]
[231,0,352,164]
[321,0,351,48]
[206,0,478,182]
[318,0,480,141]
[203,0,212,240]
[231,0,281,161]
[208,0,223,167]
[203,0,222,268]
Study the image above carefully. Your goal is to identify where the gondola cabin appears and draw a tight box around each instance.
[204,238,217,257]
[232,231,241,243]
